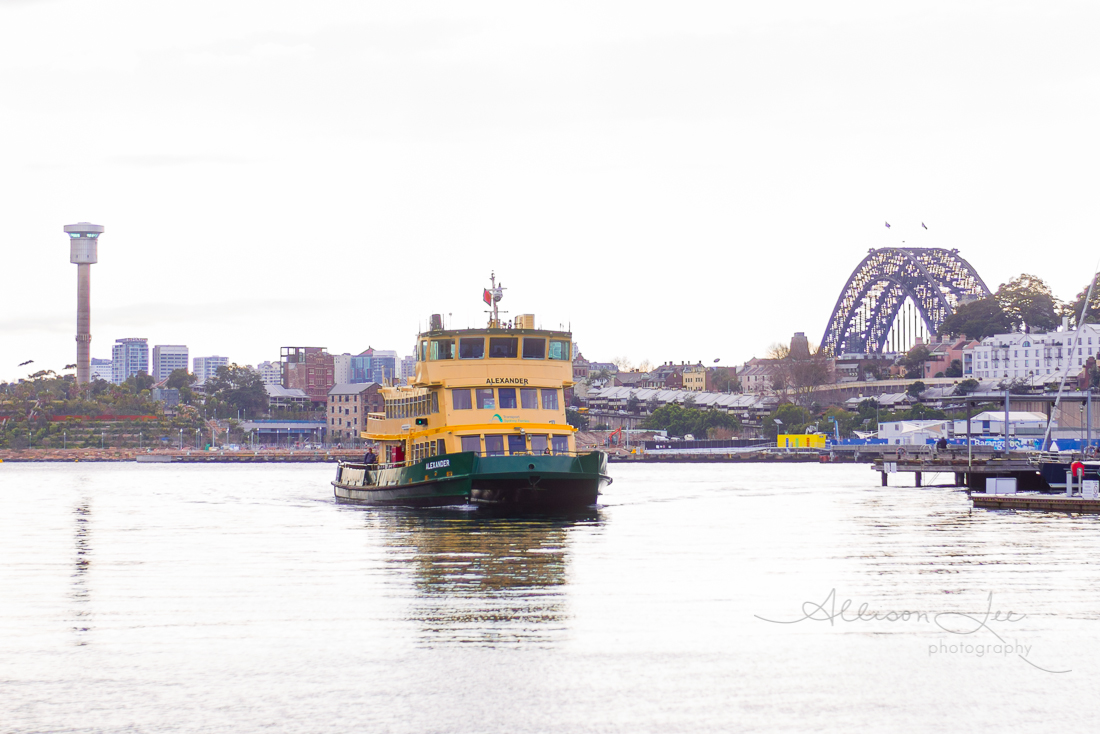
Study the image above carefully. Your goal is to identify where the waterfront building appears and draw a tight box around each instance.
[111,338,149,384]
[878,419,950,446]
[584,385,777,433]
[264,385,312,412]
[964,317,1100,383]
[326,383,383,443]
[193,355,229,385]
[280,346,334,404]
[152,345,189,382]
[90,358,112,382]
[256,360,283,386]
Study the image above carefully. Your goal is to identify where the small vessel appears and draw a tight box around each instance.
[333,274,610,509]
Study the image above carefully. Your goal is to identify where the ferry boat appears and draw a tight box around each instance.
[332,275,610,509]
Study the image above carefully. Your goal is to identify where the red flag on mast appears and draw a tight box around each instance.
[483,289,493,305]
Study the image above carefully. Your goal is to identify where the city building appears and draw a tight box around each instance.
[152,345,189,382]
[326,383,384,443]
[400,355,416,383]
[362,349,397,384]
[111,338,149,384]
[193,355,229,385]
[682,363,711,392]
[333,353,352,385]
[256,360,283,386]
[90,358,112,382]
[281,346,335,404]
[150,387,180,407]
[64,221,104,384]
[964,317,1100,383]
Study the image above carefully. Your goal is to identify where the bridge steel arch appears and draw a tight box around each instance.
[820,247,991,355]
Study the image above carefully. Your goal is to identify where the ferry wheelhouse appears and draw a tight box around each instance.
[332,278,609,508]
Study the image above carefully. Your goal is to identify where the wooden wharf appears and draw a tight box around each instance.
[871,455,1047,492]
[970,493,1100,513]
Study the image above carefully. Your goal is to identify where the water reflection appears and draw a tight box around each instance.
[371,509,600,647]
[70,499,93,643]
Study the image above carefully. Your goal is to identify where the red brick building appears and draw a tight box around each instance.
[281,346,335,405]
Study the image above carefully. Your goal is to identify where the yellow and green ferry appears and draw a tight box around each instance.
[332,276,610,509]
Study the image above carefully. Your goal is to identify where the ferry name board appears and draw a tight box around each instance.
[485,377,530,385]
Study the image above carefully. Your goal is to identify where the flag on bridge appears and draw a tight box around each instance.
[885,221,891,228]
[922,222,928,230]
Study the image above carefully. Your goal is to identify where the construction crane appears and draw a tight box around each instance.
[606,426,623,447]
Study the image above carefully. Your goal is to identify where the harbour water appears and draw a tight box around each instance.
[2,462,1099,733]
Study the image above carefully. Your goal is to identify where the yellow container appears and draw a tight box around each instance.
[777,434,826,449]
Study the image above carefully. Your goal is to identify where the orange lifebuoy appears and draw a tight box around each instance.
[1071,461,1086,478]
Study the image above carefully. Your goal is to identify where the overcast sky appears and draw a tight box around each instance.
[2,1,1098,382]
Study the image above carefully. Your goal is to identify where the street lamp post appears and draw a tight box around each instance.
[179,428,183,450]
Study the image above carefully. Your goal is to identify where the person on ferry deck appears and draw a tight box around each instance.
[363,447,377,467]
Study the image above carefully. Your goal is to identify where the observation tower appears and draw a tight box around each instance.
[64,222,104,384]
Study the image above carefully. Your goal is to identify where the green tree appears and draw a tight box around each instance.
[123,371,155,393]
[939,297,1013,340]
[205,364,268,418]
[643,404,739,438]
[762,403,811,439]
[953,378,979,396]
[900,345,931,379]
[906,380,927,398]
[711,367,739,393]
[166,369,196,390]
[566,408,589,430]
[1068,274,1100,325]
[995,274,1061,333]
[944,359,963,378]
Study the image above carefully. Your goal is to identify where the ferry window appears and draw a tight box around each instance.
[551,435,569,454]
[436,439,446,456]
[548,340,570,360]
[520,388,538,409]
[522,338,546,359]
[419,341,428,361]
[476,388,495,409]
[498,388,517,409]
[489,337,518,358]
[452,388,472,410]
[507,434,526,455]
[459,338,484,359]
[431,339,454,360]
[461,435,481,453]
[484,435,505,456]
[530,435,548,454]
[431,392,439,413]
[541,388,559,410]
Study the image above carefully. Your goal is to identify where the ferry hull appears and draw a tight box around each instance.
[332,453,476,507]
[332,451,607,509]
[469,452,608,509]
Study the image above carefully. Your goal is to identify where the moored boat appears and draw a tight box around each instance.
[332,274,610,509]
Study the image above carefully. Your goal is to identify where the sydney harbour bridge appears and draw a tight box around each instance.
[819,247,990,356]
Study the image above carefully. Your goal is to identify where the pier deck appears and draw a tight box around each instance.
[971,493,1100,513]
